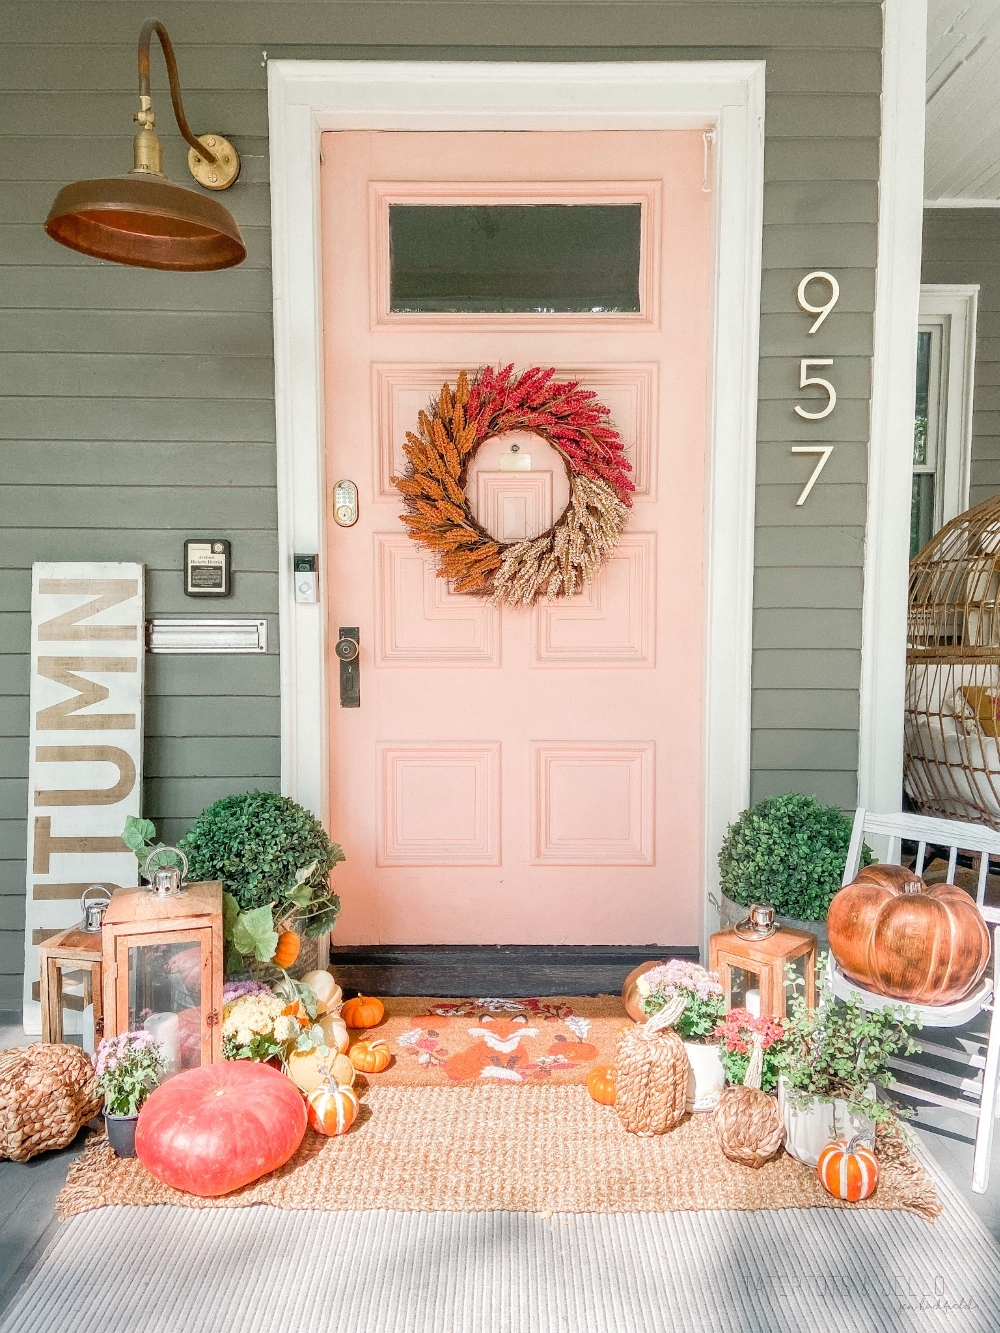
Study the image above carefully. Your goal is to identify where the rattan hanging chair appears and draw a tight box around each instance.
[906,493,1000,829]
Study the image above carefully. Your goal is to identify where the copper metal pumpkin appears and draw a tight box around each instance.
[621,960,665,1023]
[827,864,990,1005]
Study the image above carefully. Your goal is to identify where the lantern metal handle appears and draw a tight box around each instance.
[142,846,188,895]
[80,884,112,932]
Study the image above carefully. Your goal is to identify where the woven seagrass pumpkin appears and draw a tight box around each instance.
[614,995,688,1135]
[0,1042,101,1162]
[714,1035,784,1168]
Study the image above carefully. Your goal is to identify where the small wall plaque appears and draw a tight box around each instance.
[184,538,232,597]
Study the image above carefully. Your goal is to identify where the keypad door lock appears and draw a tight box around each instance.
[336,627,360,708]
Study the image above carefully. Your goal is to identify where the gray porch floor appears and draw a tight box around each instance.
[3,1016,1000,1322]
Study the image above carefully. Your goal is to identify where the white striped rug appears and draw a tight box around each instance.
[3,1148,998,1333]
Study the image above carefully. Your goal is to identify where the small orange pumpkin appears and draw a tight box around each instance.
[587,1065,616,1106]
[306,1079,359,1137]
[273,929,301,970]
[817,1136,879,1202]
[342,994,385,1029]
[281,999,309,1024]
[349,1038,392,1074]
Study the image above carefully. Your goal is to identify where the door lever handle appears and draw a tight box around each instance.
[336,627,360,707]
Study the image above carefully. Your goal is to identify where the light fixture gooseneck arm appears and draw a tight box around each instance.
[135,18,218,166]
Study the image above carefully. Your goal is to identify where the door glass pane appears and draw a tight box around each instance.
[911,329,935,558]
[911,473,936,558]
[388,204,642,313]
[913,330,931,467]
[128,939,203,1075]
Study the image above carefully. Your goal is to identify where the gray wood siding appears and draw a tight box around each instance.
[0,2,883,1005]
[922,208,1000,507]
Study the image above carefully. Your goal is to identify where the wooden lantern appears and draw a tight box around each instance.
[38,885,111,1051]
[709,925,817,1019]
[101,856,224,1070]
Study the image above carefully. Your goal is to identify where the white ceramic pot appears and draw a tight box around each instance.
[777,1077,875,1167]
[683,1041,725,1112]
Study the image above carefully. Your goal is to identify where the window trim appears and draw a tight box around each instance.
[918,283,979,530]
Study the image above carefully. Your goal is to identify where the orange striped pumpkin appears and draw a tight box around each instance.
[817,1136,879,1202]
[306,1081,359,1137]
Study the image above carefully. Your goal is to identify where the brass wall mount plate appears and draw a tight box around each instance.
[188,134,240,190]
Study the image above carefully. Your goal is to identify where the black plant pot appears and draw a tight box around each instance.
[105,1112,138,1158]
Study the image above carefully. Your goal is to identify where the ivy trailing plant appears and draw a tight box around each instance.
[775,963,921,1125]
[121,817,184,879]
[122,791,344,974]
[718,792,873,922]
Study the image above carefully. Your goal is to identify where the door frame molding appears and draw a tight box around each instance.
[267,59,765,948]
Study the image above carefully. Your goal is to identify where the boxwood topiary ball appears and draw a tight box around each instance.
[179,790,344,924]
[717,792,871,923]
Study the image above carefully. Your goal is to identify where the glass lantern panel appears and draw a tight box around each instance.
[727,965,763,1015]
[786,953,808,1003]
[56,965,95,1052]
[128,937,204,1075]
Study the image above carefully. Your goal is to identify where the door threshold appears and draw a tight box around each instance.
[327,943,700,998]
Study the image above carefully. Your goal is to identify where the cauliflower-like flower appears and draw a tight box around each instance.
[221,992,284,1044]
[272,1015,299,1043]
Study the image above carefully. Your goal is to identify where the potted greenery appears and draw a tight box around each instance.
[94,1030,166,1158]
[775,964,920,1166]
[123,791,345,977]
[718,792,873,933]
[634,961,727,1111]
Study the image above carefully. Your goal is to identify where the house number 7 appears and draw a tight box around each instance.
[791,445,834,506]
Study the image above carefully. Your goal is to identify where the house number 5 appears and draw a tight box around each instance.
[794,359,836,420]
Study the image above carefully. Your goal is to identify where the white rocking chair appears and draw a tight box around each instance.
[828,808,1000,1194]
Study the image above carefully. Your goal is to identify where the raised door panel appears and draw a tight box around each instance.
[531,741,655,865]
[375,535,500,666]
[373,363,656,501]
[476,471,553,543]
[531,533,656,666]
[377,742,501,865]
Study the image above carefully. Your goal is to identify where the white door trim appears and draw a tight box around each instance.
[857,0,929,814]
[919,283,979,528]
[267,59,765,949]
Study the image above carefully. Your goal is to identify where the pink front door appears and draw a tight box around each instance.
[321,130,710,947]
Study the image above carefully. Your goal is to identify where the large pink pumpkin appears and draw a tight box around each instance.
[135,1061,307,1197]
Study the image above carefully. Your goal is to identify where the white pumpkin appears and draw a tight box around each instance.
[300,969,343,1016]
[286,1046,340,1095]
[318,1012,349,1055]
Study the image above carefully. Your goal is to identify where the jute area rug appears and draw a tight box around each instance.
[56,1084,940,1221]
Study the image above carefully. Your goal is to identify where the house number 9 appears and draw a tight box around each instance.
[796,271,840,333]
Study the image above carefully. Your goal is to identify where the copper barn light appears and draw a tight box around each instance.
[45,19,246,271]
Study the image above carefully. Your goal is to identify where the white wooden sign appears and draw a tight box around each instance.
[22,563,145,1033]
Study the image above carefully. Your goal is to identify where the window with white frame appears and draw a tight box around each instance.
[910,285,979,557]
